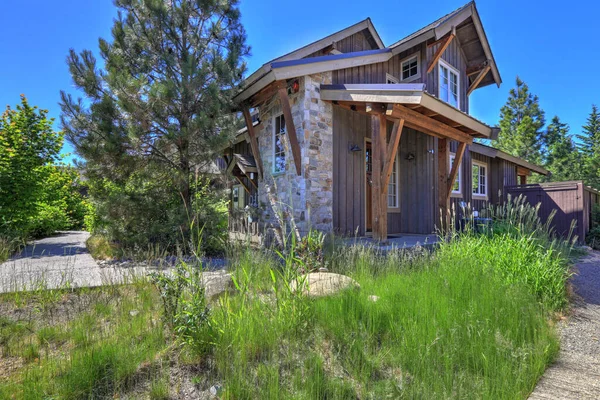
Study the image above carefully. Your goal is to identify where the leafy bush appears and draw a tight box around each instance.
[149,262,211,352]
[586,204,600,249]
[28,203,69,238]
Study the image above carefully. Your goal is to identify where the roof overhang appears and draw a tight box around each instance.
[235,49,393,104]
[470,143,548,175]
[390,2,501,88]
[320,83,495,139]
[235,18,386,104]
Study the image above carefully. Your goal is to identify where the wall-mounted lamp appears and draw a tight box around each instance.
[291,79,300,94]
[349,144,362,152]
[405,152,415,161]
[249,172,255,180]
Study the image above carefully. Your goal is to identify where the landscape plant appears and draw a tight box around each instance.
[60,0,249,252]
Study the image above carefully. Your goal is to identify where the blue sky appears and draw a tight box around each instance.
[1,0,597,163]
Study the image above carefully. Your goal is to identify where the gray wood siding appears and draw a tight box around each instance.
[333,106,368,235]
[307,30,377,59]
[333,105,436,235]
[426,38,469,114]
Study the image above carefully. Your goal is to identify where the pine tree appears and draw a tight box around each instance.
[494,77,546,164]
[576,105,600,188]
[59,0,249,239]
[543,116,579,182]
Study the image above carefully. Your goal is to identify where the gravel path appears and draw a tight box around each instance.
[529,251,600,399]
[0,231,151,293]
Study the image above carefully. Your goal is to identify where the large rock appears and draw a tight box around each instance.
[202,270,235,302]
[290,272,360,297]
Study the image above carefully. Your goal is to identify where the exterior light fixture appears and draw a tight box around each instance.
[405,152,415,161]
[291,80,300,93]
[349,144,362,152]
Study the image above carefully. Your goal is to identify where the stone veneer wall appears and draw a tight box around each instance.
[255,72,333,242]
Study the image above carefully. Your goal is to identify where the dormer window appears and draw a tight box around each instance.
[400,53,421,82]
[439,60,459,108]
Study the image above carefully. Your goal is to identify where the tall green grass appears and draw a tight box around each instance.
[173,240,559,399]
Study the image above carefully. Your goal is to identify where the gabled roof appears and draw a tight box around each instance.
[390,1,501,88]
[235,1,501,104]
[470,143,548,175]
[237,18,384,103]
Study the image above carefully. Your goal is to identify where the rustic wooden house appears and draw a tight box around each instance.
[223,1,547,243]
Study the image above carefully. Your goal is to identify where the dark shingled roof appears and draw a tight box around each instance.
[389,2,473,48]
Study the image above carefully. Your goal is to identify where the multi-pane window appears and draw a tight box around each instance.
[450,153,461,195]
[273,114,286,173]
[439,60,459,108]
[232,185,244,210]
[401,54,420,81]
[387,157,399,208]
[472,161,487,197]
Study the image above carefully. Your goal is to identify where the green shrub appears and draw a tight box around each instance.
[86,234,116,260]
[28,203,69,238]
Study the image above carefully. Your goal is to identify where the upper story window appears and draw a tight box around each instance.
[400,53,421,82]
[472,160,488,198]
[449,153,462,195]
[439,60,459,108]
[273,114,286,174]
[386,73,399,84]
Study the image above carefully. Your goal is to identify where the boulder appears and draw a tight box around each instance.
[290,272,360,298]
[202,270,235,302]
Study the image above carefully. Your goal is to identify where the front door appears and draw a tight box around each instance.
[365,141,372,232]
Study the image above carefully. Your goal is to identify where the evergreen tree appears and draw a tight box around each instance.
[494,77,546,164]
[576,105,600,188]
[543,116,579,182]
[59,0,248,243]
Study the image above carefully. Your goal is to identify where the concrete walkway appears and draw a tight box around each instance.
[0,231,149,293]
[529,251,600,399]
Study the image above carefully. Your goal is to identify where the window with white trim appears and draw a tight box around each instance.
[439,60,459,108]
[273,114,286,173]
[449,153,462,195]
[472,161,488,198]
[387,154,399,208]
[386,73,399,84]
[232,185,244,210]
[400,53,421,82]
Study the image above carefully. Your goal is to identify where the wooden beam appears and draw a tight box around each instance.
[241,107,264,179]
[438,138,450,232]
[382,119,404,194]
[371,115,383,241]
[427,33,455,74]
[235,176,251,194]
[366,102,386,114]
[377,114,388,242]
[248,176,258,189]
[460,36,480,48]
[447,141,466,200]
[466,60,489,76]
[389,104,473,144]
[467,65,491,96]
[385,104,394,116]
[276,82,302,176]
[427,32,452,48]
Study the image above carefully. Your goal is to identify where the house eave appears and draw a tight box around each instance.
[470,143,548,175]
[320,83,494,139]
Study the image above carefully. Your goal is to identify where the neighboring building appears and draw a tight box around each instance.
[222,1,547,243]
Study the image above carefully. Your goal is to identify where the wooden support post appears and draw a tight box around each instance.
[234,176,251,194]
[438,138,450,232]
[378,114,388,242]
[276,82,302,176]
[241,107,264,179]
[446,141,466,200]
[467,65,491,96]
[520,175,527,185]
[371,115,383,241]
[427,32,455,74]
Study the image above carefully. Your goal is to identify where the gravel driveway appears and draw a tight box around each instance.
[529,251,600,399]
[0,231,149,293]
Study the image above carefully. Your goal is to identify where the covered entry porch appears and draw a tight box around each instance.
[322,83,496,241]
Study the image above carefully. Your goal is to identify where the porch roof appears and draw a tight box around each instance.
[226,153,258,176]
[320,83,498,141]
